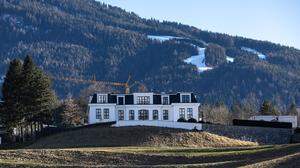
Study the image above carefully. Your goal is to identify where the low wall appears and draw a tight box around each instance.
[113,121,202,130]
[203,124,293,144]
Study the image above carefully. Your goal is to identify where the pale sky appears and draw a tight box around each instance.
[96,0,300,49]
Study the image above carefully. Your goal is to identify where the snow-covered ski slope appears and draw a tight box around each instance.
[147,35,183,42]
[148,35,235,73]
[241,47,267,60]
[184,47,214,72]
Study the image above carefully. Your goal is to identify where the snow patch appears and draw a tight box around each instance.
[226,56,234,63]
[147,35,183,42]
[184,47,213,73]
[241,47,267,60]
[0,76,4,84]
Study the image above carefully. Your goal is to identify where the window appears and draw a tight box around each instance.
[181,95,190,103]
[103,109,109,119]
[163,110,169,120]
[187,108,193,119]
[162,97,169,105]
[118,110,124,120]
[179,108,185,119]
[138,110,149,120]
[129,110,135,120]
[96,109,102,120]
[118,97,124,105]
[98,95,108,103]
[153,110,159,120]
[137,96,150,104]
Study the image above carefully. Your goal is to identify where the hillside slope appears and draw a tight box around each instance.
[0,0,299,108]
[28,126,257,149]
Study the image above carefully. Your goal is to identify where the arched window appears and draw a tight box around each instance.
[138,110,149,120]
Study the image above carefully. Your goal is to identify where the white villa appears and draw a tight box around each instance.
[88,92,201,129]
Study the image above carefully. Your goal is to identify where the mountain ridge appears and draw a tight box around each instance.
[0,0,299,110]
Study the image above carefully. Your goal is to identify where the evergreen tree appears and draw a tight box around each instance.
[21,56,57,128]
[1,59,23,135]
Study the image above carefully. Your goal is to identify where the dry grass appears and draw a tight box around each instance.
[0,144,299,167]
[1,126,297,167]
[28,126,257,149]
[242,152,300,168]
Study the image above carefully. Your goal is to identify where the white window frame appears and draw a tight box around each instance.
[179,108,185,119]
[129,110,135,120]
[153,110,159,120]
[163,110,169,120]
[162,96,169,105]
[138,109,149,120]
[96,109,102,120]
[118,110,124,120]
[103,108,109,119]
[181,94,191,103]
[117,96,125,105]
[98,94,108,104]
[187,108,193,119]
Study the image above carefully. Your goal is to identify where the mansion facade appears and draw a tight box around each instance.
[88,92,200,124]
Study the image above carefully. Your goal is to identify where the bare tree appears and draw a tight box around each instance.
[200,103,231,125]
[60,98,84,128]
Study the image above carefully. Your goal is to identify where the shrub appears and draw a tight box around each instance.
[188,118,197,123]
[177,118,187,122]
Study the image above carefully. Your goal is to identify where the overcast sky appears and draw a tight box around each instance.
[96,0,300,49]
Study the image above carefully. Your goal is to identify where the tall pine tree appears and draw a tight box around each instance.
[1,59,23,136]
[20,56,57,130]
[1,56,58,141]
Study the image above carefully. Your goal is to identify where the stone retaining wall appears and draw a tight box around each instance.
[202,124,293,144]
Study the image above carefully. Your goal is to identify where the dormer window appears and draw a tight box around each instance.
[162,96,169,105]
[98,95,108,104]
[181,94,191,103]
[137,96,150,105]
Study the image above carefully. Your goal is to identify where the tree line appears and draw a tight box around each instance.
[0,56,87,143]
[201,100,298,125]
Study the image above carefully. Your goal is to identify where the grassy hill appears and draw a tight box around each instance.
[28,126,257,149]
[0,126,299,167]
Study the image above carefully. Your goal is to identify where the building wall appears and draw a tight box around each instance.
[250,115,298,128]
[172,103,200,121]
[114,120,202,130]
[88,103,200,124]
[88,104,116,124]
[133,93,154,104]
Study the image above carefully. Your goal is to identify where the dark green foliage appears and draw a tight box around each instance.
[1,56,58,141]
[20,56,57,125]
[187,118,197,123]
[177,118,187,122]
[205,44,227,66]
[0,0,299,111]
[259,100,279,116]
[1,59,23,131]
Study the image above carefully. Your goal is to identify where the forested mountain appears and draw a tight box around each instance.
[0,0,299,110]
